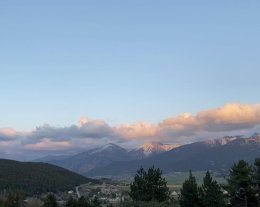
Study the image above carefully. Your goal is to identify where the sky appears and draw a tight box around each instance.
[0,1,260,158]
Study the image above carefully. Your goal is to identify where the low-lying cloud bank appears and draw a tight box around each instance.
[0,103,260,153]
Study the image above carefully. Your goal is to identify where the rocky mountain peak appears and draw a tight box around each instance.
[140,142,179,156]
[204,136,240,146]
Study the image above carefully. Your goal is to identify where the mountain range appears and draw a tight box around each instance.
[87,134,260,177]
[35,142,178,175]
[34,134,260,177]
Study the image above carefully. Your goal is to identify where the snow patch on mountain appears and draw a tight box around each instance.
[205,136,240,146]
[89,143,125,155]
[140,142,179,156]
[205,134,260,147]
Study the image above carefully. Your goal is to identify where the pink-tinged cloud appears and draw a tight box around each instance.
[113,103,260,141]
[159,103,260,135]
[79,117,89,126]
[114,121,159,140]
[198,103,260,127]
[0,128,16,138]
[24,138,72,151]
[1,103,260,152]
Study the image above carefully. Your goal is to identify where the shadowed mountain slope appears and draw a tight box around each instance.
[86,135,260,177]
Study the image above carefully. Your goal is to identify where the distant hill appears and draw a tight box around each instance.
[86,134,260,177]
[34,154,70,163]
[36,142,176,175]
[0,159,97,195]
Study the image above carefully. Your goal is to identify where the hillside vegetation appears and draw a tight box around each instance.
[0,159,96,195]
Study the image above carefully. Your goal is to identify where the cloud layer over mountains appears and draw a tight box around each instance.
[1,103,260,153]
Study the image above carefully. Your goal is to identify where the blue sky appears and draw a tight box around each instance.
[0,0,260,132]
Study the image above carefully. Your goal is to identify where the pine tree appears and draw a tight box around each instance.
[254,158,260,207]
[129,166,169,202]
[199,171,225,207]
[179,171,200,207]
[2,191,25,207]
[92,197,101,207]
[43,194,58,207]
[65,196,77,207]
[227,160,257,207]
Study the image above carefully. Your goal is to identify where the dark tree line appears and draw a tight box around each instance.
[179,171,225,207]
[65,196,101,207]
[178,159,260,207]
[128,158,260,207]
[42,194,102,207]
[0,191,26,207]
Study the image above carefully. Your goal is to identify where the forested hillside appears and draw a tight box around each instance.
[0,159,97,195]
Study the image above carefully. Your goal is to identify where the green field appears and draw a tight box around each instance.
[164,171,227,191]
[82,171,227,194]
[165,171,227,185]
